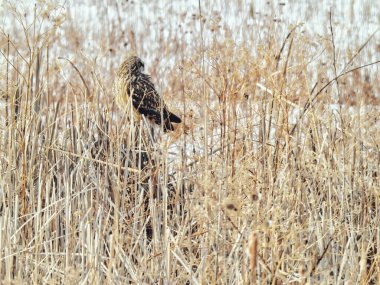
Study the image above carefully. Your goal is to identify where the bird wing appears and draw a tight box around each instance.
[129,73,167,122]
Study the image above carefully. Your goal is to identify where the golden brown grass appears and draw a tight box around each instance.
[0,0,379,284]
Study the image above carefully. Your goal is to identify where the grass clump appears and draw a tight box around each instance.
[0,0,379,284]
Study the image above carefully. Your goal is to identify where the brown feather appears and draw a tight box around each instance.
[113,56,181,132]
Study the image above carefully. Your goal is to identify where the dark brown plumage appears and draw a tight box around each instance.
[113,55,181,132]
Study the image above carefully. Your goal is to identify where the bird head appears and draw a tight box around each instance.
[120,55,145,75]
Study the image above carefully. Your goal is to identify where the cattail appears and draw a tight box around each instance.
[249,232,258,284]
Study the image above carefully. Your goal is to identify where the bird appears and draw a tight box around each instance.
[113,55,181,132]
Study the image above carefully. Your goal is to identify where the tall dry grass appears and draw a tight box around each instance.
[0,0,379,284]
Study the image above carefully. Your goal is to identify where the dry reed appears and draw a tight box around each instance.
[0,0,379,284]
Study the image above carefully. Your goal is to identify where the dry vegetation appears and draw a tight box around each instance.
[0,0,379,284]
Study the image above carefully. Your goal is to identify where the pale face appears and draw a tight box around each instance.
[137,59,144,73]
[130,56,144,73]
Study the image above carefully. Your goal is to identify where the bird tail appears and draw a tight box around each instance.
[168,112,181,123]
[163,120,175,132]
[162,111,181,132]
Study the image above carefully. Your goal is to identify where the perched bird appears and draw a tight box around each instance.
[113,55,181,132]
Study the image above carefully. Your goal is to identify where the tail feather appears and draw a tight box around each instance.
[162,110,181,132]
[168,112,181,123]
[163,119,175,132]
